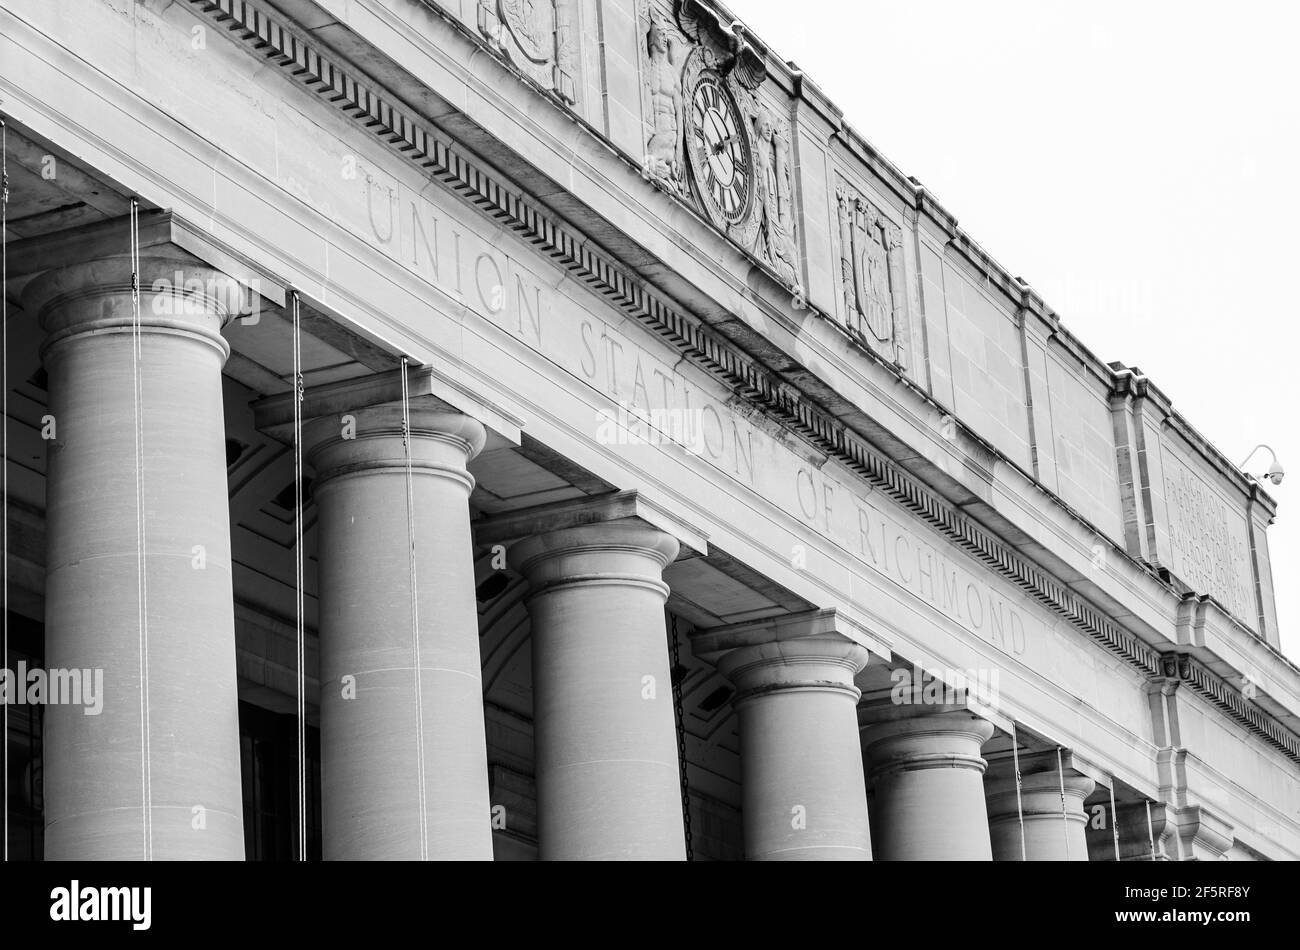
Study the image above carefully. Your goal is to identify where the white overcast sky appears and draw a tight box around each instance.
[727,0,1299,658]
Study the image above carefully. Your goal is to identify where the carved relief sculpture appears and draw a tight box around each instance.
[501,0,549,60]
[645,16,687,194]
[751,103,800,296]
[551,0,577,102]
[835,185,858,332]
[479,0,578,104]
[639,1,803,298]
[835,179,907,367]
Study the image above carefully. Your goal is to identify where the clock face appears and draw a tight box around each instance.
[686,72,752,224]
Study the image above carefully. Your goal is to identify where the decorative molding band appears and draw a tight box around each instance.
[187,0,1167,684]
[1159,653,1300,764]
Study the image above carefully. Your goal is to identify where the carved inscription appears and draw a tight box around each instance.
[1163,454,1253,623]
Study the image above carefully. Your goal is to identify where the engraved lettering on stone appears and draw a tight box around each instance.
[1163,459,1252,622]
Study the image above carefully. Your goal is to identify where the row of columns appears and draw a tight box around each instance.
[26,253,1099,861]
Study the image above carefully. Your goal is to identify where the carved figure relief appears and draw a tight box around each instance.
[751,103,800,294]
[479,0,578,104]
[836,180,907,365]
[644,16,687,194]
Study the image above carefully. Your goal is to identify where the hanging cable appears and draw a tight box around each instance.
[667,611,694,861]
[1109,780,1121,862]
[129,198,154,860]
[400,356,429,860]
[1009,722,1027,861]
[291,291,307,861]
[1055,746,1071,861]
[2,116,9,862]
[1145,799,1157,861]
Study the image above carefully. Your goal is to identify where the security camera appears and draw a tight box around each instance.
[1240,444,1285,487]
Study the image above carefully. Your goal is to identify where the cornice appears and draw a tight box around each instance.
[1158,651,1300,765]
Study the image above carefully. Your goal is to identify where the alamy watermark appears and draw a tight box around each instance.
[1,662,104,716]
[890,664,1000,708]
[149,270,264,325]
[50,881,151,931]
[595,401,708,455]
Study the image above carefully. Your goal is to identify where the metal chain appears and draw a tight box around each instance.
[668,611,694,861]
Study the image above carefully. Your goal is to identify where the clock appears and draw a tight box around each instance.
[684,70,753,225]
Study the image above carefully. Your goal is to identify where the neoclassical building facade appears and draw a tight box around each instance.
[1,0,1295,861]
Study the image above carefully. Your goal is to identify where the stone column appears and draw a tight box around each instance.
[26,253,244,859]
[860,705,995,860]
[694,610,875,860]
[305,405,493,860]
[985,752,1095,860]
[493,497,692,860]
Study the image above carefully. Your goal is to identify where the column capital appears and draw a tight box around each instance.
[691,608,883,705]
[986,769,1097,815]
[303,403,487,492]
[692,607,889,663]
[860,707,996,778]
[509,521,680,601]
[476,489,708,559]
[984,747,1107,788]
[253,364,524,449]
[23,252,245,364]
